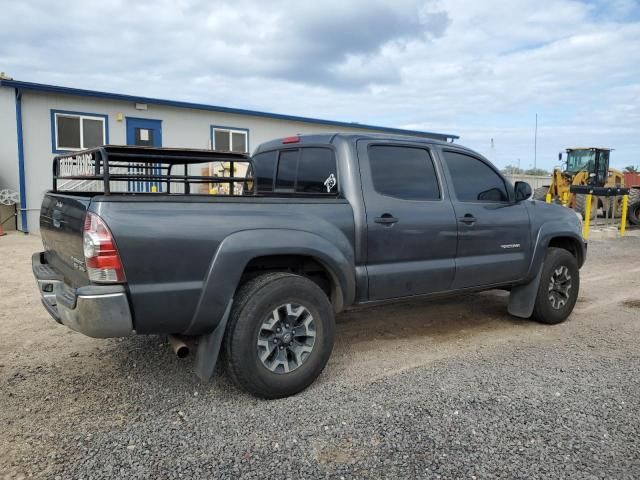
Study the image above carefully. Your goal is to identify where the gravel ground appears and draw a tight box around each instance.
[1,232,639,479]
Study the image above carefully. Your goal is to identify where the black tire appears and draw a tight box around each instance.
[602,196,624,218]
[530,248,580,325]
[223,272,335,399]
[533,186,549,201]
[575,194,596,220]
[628,189,640,226]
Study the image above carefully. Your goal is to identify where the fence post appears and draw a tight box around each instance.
[583,193,593,239]
[620,194,628,236]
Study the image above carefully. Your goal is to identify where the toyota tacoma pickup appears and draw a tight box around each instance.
[33,134,586,398]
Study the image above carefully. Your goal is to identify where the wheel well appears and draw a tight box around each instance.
[548,236,584,267]
[240,255,343,311]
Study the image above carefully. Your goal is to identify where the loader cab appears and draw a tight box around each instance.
[564,147,611,187]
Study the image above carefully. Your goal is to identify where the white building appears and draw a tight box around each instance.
[0,78,457,233]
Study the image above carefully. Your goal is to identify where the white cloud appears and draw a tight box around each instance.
[0,0,639,169]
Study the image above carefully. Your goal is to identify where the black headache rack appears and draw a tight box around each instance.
[53,145,255,195]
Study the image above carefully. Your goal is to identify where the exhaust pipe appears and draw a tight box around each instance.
[168,335,189,358]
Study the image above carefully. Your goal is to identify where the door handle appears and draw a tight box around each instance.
[458,214,477,225]
[374,214,398,225]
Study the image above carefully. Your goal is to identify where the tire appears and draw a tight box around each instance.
[603,196,624,218]
[530,248,580,325]
[533,186,549,201]
[575,194,596,220]
[628,188,640,226]
[223,272,335,399]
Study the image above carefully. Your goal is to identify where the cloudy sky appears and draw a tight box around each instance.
[1,0,639,170]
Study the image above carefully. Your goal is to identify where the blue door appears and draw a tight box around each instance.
[126,118,162,192]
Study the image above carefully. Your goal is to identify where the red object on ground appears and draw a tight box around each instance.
[624,172,640,187]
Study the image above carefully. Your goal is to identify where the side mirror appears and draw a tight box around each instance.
[558,152,563,161]
[514,181,532,202]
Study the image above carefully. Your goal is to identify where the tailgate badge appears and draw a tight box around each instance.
[56,200,63,208]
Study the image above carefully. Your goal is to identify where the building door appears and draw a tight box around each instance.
[126,118,162,192]
[357,140,458,300]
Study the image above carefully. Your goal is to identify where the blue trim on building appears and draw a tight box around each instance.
[1,79,458,140]
[14,89,28,233]
[210,124,250,152]
[50,109,109,153]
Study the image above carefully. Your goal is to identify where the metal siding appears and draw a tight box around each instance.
[11,89,454,233]
[0,88,19,195]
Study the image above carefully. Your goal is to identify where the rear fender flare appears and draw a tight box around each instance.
[184,229,355,335]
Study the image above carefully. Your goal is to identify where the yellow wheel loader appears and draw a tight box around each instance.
[532,148,624,220]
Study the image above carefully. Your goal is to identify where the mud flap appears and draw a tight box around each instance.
[508,266,543,318]
[194,299,233,381]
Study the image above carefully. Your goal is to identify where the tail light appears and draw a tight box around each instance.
[282,136,300,144]
[83,212,126,283]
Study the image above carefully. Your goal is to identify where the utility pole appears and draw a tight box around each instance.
[534,113,538,171]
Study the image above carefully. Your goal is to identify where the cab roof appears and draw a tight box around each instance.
[255,132,459,154]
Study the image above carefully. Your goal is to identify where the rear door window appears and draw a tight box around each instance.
[368,145,440,200]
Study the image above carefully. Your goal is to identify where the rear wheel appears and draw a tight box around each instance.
[530,248,580,325]
[223,272,335,399]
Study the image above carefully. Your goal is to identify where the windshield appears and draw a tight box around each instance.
[566,150,595,173]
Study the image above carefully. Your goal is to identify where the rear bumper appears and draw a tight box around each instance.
[32,252,134,338]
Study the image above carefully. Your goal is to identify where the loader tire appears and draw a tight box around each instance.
[628,188,640,226]
[575,194,596,221]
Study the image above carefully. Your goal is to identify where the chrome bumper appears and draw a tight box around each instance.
[32,252,134,338]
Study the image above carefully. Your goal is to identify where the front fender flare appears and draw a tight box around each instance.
[527,220,585,280]
[184,229,356,336]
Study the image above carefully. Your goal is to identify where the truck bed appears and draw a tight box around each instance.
[40,191,355,334]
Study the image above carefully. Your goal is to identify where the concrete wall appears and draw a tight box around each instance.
[5,89,438,233]
[503,174,551,190]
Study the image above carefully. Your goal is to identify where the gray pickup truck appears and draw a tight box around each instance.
[33,134,586,398]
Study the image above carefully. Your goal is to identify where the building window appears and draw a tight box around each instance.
[52,111,108,152]
[211,126,248,153]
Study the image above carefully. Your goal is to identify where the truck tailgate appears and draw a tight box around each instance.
[40,193,91,288]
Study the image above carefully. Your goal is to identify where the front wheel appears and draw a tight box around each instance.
[530,248,580,325]
[223,272,335,398]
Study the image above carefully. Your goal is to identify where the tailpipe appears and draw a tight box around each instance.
[168,335,190,358]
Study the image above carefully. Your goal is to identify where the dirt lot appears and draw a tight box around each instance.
[1,232,639,479]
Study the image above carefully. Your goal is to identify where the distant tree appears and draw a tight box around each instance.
[501,164,523,175]
[623,165,638,173]
[524,168,550,176]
